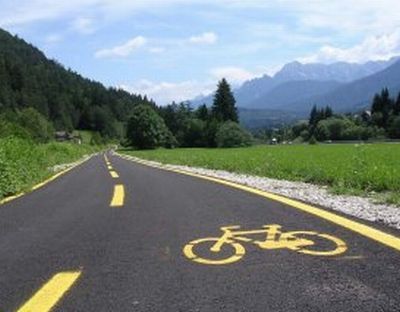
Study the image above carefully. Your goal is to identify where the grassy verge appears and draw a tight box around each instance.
[0,137,101,199]
[121,144,400,206]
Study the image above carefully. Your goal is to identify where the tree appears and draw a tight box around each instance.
[126,104,175,149]
[215,121,252,147]
[309,105,329,136]
[17,108,53,143]
[309,105,318,130]
[394,92,400,116]
[371,88,393,128]
[158,102,193,146]
[211,79,238,122]
[315,117,354,141]
[196,104,209,121]
[183,118,207,147]
[388,116,400,139]
[324,106,333,119]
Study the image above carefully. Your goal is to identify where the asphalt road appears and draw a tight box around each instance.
[0,152,399,311]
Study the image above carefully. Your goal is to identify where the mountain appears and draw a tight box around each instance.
[0,28,154,137]
[305,59,400,112]
[274,58,399,82]
[247,80,342,110]
[191,57,398,110]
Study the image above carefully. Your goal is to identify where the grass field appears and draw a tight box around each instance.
[0,137,101,199]
[122,144,400,205]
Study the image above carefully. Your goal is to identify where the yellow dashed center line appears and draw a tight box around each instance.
[110,184,125,207]
[110,171,119,178]
[104,155,125,207]
[16,271,81,312]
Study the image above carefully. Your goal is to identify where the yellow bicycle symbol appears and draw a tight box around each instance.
[183,224,347,265]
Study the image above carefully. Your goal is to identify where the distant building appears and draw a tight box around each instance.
[55,131,81,144]
[270,138,278,145]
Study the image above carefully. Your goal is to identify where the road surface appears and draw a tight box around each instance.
[0,153,399,311]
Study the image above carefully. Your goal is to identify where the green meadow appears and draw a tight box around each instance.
[122,143,400,205]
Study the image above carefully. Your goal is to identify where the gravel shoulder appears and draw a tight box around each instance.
[119,153,400,230]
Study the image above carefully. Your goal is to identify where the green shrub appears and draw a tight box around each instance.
[215,121,252,148]
[126,104,175,149]
[0,137,99,199]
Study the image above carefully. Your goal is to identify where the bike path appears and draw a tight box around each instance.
[0,152,399,311]
[67,153,400,311]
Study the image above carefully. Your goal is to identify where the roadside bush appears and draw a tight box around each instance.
[215,121,252,148]
[17,108,54,143]
[308,135,317,145]
[0,118,31,140]
[0,137,99,199]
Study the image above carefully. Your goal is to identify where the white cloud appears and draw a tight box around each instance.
[189,32,218,45]
[120,79,215,105]
[210,66,259,85]
[95,36,147,58]
[300,30,400,63]
[71,17,96,34]
[120,66,261,105]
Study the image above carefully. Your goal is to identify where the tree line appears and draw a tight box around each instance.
[260,88,400,143]
[125,78,252,149]
[0,28,252,149]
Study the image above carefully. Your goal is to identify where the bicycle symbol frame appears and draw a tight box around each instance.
[183,224,347,265]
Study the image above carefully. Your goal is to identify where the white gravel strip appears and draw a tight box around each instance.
[118,153,400,230]
[50,153,93,172]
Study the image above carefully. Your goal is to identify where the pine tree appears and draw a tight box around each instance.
[371,92,383,114]
[211,79,238,122]
[394,92,400,116]
[196,104,209,121]
[324,106,333,119]
[309,105,318,128]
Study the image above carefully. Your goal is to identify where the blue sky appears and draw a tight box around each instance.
[1,0,400,104]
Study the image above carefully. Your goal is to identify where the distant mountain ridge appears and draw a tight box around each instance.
[305,59,400,112]
[273,58,399,83]
[192,57,400,113]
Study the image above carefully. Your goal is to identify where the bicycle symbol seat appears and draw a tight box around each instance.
[183,224,347,265]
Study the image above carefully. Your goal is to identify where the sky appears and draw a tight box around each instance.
[1,0,400,105]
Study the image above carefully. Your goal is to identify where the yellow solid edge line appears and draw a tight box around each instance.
[0,156,92,206]
[110,184,125,207]
[116,153,400,253]
[16,271,81,312]
[110,171,119,178]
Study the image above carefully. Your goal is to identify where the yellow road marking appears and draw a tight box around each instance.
[110,171,119,178]
[107,165,113,170]
[117,153,400,253]
[110,184,125,207]
[16,271,81,312]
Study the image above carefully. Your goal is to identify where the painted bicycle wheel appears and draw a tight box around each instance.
[183,237,245,265]
[283,231,347,256]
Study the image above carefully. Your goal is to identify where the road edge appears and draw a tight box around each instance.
[0,153,96,206]
[115,152,400,253]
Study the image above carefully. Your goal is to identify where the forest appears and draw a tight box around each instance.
[0,28,156,142]
[1,27,399,150]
